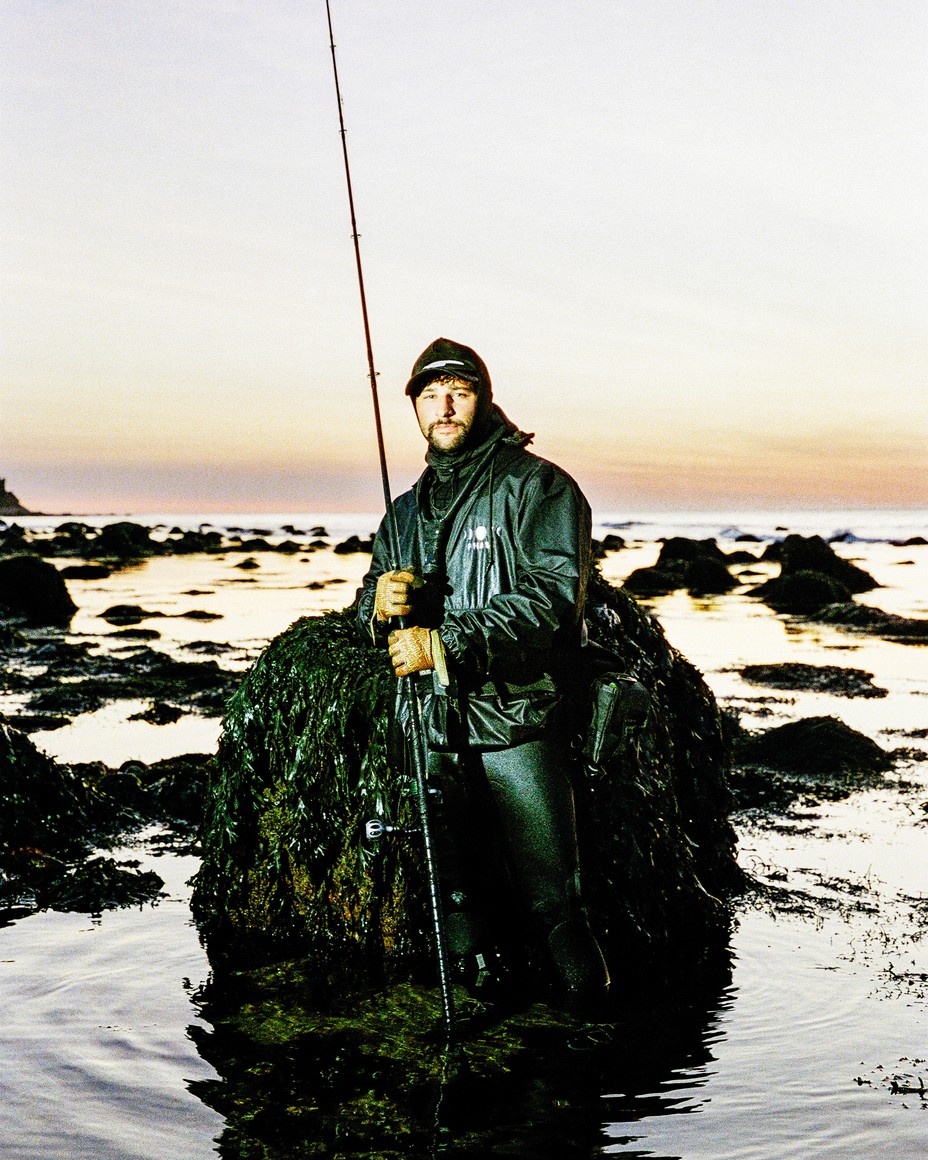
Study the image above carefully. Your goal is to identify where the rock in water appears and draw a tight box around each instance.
[192,569,740,989]
[0,554,77,625]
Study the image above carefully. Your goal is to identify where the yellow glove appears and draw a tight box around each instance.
[374,568,419,622]
[388,626,434,677]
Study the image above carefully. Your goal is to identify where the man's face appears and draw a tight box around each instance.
[414,376,479,453]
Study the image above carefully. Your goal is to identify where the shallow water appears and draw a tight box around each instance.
[2,509,926,1157]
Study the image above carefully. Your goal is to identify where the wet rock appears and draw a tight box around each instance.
[658,536,727,566]
[622,566,681,596]
[4,712,71,733]
[752,569,853,614]
[58,563,112,579]
[235,557,260,570]
[1,722,211,912]
[129,701,185,725]
[95,521,154,557]
[333,534,375,555]
[735,715,893,777]
[741,663,888,698]
[101,604,166,626]
[760,534,878,593]
[891,536,927,547]
[309,538,329,549]
[591,534,625,558]
[277,540,302,554]
[109,627,161,640]
[182,640,235,655]
[623,538,736,597]
[166,528,224,554]
[236,537,274,553]
[179,609,223,621]
[808,603,928,644]
[0,555,77,625]
[192,568,740,991]
[682,557,738,596]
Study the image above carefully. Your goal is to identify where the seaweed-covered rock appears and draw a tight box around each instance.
[0,554,77,625]
[740,663,888,699]
[752,569,852,614]
[735,715,892,776]
[0,720,170,912]
[192,570,740,990]
[761,534,878,593]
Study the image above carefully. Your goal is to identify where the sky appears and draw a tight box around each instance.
[2,0,926,515]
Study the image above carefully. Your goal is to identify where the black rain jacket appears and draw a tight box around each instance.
[356,419,592,751]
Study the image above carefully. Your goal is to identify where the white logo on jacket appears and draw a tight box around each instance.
[466,525,491,551]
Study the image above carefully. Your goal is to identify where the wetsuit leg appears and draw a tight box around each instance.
[479,736,609,1017]
[426,749,499,970]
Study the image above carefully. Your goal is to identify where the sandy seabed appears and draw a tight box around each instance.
[1,509,926,1158]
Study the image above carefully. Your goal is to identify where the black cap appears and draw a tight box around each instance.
[405,337,492,398]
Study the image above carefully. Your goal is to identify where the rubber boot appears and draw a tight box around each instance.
[546,916,610,1021]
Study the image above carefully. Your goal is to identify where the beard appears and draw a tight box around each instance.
[426,418,472,453]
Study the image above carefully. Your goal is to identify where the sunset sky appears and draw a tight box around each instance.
[2,1,926,514]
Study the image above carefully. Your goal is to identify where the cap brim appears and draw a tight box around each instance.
[405,369,481,396]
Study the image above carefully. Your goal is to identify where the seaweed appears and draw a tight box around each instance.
[192,568,741,989]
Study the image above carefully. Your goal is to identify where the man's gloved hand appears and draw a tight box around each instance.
[374,568,419,622]
[388,626,434,677]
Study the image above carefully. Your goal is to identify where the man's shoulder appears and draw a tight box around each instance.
[497,442,587,499]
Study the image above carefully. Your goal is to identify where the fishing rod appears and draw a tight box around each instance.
[324,0,456,1041]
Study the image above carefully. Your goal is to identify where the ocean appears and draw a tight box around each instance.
[1,508,926,1157]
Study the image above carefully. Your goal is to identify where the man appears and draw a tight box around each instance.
[357,337,608,1018]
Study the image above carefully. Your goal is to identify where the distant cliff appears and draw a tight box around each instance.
[0,480,32,517]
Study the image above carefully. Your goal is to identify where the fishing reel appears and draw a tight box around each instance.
[364,817,419,842]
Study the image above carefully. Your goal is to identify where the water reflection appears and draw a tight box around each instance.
[186,962,734,1158]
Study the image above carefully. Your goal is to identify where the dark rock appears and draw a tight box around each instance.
[752,569,853,613]
[725,550,761,565]
[236,538,274,553]
[891,536,927,547]
[622,566,681,596]
[657,537,726,566]
[128,701,185,725]
[333,535,375,555]
[101,604,165,626]
[1,721,211,912]
[768,534,878,593]
[167,529,224,554]
[4,713,71,733]
[95,521,154,557]
[59,563,112,579]
[235,557,260,570]
[309,539,329,549]
[109,627,161,640]
[182,640,235,655]
[735,715,892,777]
[276,540,302,554]
[179,609,223,621]
[192,569,739,991]
[683,557,738,596]
[740,663,888,699]
[805,603,928,644]
[0,555,77,625]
